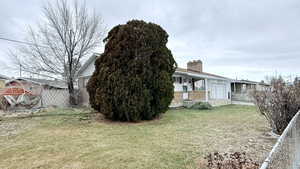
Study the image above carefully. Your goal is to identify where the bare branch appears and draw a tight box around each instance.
[10,0,105,105]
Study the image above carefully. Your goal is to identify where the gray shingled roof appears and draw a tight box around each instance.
[0,74,9,80]
[24,78,68,89]
[7,78,68,89]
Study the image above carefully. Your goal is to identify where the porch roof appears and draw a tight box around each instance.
[175,67,230,81]
[231,79,270,86]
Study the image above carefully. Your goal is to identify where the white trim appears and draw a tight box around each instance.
[77,75,92,78]
[175,71,230,81]
[77,53,100,77]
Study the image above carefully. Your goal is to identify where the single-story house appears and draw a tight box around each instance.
[21,78,68,90]
[231,79,270,102]
[170,60,231,107]
[77,53,232,107]
[77,53,100,106]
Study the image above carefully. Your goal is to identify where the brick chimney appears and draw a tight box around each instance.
[187,60,203,72]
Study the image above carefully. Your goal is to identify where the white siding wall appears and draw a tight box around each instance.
[174,83,183,91]
[80,63,95,77]
[208,79,231,100]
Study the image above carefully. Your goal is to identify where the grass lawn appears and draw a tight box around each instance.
[0,105,275,169]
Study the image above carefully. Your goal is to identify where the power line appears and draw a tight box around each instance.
[0,37,48,48]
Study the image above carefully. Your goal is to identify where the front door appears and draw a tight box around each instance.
[182,85,189,100]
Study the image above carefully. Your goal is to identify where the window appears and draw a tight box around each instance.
[194,80,205,90]
[173,76,183,84]
[183,85,188,92]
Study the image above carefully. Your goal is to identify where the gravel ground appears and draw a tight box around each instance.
[0,120,35,137]
[0,110,39,137]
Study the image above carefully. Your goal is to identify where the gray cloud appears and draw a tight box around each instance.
[0,0,300,81]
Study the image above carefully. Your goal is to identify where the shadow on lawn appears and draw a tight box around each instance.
[23,112,95,118]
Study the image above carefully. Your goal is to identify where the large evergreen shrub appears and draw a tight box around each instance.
[87,20,177,122]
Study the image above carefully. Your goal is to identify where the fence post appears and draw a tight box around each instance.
[295,114,300,168]
[291,119,297,169]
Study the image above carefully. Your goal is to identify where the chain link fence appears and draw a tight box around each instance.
[260,111,300,169]
[40,89,70,107]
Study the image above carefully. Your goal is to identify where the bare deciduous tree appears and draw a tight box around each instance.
[252,76,300,134]
[10,0,105,105]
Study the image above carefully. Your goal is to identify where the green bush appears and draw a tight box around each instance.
[87,20,177,122]
[189,102,213,110]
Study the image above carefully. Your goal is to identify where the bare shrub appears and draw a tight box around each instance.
[252,77,300,135]
[0,96,9,110]
[204,152,259,169]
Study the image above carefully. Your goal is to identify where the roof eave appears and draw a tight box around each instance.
[76,53,100,77]
[175,71,230,81]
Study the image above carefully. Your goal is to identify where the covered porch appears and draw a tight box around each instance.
[170,71,231,107]
[172,74,209,104]
[231,80,257,102]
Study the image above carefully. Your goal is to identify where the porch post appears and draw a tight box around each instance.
[205,78,208,102]
[234,82,236,93]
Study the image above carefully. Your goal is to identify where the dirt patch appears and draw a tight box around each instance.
[0,109,44,118]
[0,119,36,137]
[201,152,259,169]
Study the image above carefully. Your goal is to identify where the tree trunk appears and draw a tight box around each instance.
[68,79,76,106]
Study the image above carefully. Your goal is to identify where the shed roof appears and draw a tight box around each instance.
[231,79,270,86]
[6,78,68,89]
[0,74,9,80]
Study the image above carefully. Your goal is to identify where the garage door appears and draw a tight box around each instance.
[211,84,226,99]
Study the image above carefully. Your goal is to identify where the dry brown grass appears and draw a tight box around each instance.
[0,105,275,169]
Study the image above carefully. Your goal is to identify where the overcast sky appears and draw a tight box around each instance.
[0,0,300,81]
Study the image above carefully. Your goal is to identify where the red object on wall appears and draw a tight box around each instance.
[0,87,33,96]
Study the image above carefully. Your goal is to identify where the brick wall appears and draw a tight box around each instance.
[170,92,183,107]
[187,60,203,72]
[188,90,206,101]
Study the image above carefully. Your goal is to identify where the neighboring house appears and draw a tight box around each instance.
[0,74,9,88]
[5,78,69,107]
[294,77,300,84]
[77,53,232,107]
[6,78,68,90]
[77,53,100,106]
[22,78,68,89]
[231,79,270,102]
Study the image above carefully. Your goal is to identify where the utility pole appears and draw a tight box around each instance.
[19,64,22,77]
